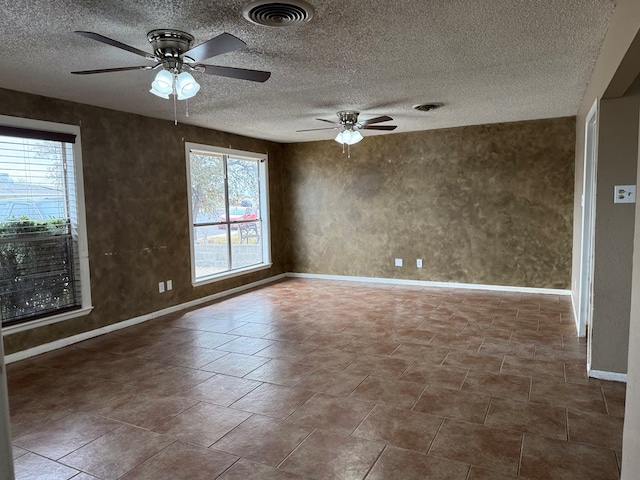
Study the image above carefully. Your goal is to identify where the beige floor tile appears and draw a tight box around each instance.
[567,409,624,450]
[216,458,305,479]
[365,446,469,479]
[180,374,262,406]
[120,441,237,480]
[344,354,412,378]
[58,425,173,480]
[461,370,531,402]
[14,452,79,480]
[467,466,520,479]
[230,383,315,419]
[198,352,269,377]
[13,412,121,460]
[212,415,312,466]
[530,378,607,414]
[484,397,567,440]
[442,349,504,373]
[286,393,374,435]
[279,430,385,479]
[293,367,367,396]
[132,366,214,396]
[353,405,443,452]
[349,376,426,410]
[152,402,250,447]
[520,433,619,480]
[413,385,491,424]
[399,363,468,389]
[428,419,522,475]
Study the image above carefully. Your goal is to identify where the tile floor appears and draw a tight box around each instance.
[5,278,626,479]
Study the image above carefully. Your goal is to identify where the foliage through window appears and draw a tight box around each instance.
[186,144,269,283]
[0,119,90,328]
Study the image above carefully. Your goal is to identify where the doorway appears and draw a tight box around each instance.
[578,98,599,369]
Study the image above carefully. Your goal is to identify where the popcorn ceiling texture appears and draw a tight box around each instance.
[0,0,612,142]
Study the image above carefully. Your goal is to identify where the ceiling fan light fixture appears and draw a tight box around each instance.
[176,71,200,100]
[346,129,363,145]
[335,129,363,145]
[150,69,173,98]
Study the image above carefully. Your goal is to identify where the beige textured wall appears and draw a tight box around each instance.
[591,94,639,374]
[283,117,575,288]
[624,113,640,478]
[0,88,287,355]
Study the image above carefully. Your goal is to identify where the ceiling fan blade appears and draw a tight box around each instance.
[200,65,271,82]
[296,127,340,132]
[71,65,155,75]
[75,31,153,59]
[362,125,397,131]
[316,118,339,125]
[183,33,246,63]
[359,115,394,126]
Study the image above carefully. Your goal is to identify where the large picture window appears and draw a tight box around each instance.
[186,143,270,284]
[0,116,91,330]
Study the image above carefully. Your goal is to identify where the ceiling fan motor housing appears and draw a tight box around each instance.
[147,29,195,69]
[337,110,359,127]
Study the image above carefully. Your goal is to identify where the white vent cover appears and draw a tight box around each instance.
[242,0,314,27]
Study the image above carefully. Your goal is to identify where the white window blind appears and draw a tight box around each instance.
[0,126,83,326]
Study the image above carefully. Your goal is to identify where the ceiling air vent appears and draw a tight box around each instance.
[414,103,443,112]
[242,0,315,27]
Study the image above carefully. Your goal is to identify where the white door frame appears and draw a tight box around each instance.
[578,98,599,370]
[0,321,15,479]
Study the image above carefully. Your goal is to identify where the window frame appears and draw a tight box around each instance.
[185,142,271,286]
[0,115,92,334]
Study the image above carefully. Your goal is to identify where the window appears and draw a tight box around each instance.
[186,143,270,284]
[0,116,91,330]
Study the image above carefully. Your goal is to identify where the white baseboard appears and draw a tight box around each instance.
[286,272,572,296]
[4,273,287,364]
[588,369,628,383]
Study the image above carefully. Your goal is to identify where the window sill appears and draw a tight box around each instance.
[193,263,273,287]
[2,306,94,336]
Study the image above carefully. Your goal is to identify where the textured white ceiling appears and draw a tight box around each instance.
[0,0,614,143]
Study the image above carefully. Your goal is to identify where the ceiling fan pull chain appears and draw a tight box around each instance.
[173,89,178,126]
[185,98,190,118]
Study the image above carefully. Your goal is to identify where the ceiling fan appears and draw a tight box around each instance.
[297,111,397,156]
[71,29,270,102]
[296,110,397,145]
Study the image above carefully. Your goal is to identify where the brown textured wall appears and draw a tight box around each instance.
[283,117,575,288]
[0,88,286,355]
[591,92,639,374]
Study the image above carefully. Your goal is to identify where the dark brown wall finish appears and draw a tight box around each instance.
[1,86,575,355]
[283,117,575,288]
[0,88,286,355]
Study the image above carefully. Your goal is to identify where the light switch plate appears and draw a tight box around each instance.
[395,258,403,267]
[614,185,636,204]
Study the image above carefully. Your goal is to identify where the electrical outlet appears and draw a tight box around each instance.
[395,258,403,267]
[158,281,165,293]
[614,185,636,204]
[416,259,423,268]
[166,280,173,291]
